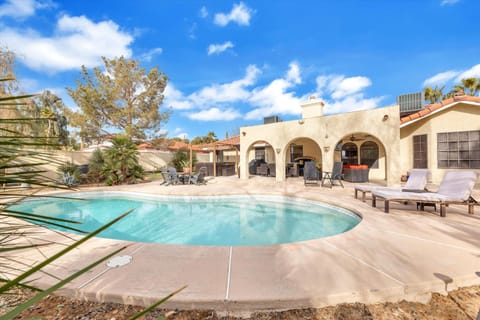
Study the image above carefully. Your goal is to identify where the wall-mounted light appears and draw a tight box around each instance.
[242,131,246,136]
[383,114,389,121]
[298,119,304,125]
[323,146,330,152]
[275,148,281,154]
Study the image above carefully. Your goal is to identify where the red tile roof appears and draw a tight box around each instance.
[400,94,480,126]
[201,135,240,151]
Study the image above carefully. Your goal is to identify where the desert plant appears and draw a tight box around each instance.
[102,135,144,185]
[57,161,81,186]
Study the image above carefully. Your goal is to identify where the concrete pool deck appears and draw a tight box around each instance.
[4,176,480,313]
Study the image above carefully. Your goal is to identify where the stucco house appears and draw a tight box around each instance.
[239,94,480,185]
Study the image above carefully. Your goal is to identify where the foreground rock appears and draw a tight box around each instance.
[1,286,479,319]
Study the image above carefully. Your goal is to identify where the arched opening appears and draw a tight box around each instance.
[284,137,322,177]
[334,133,387,182]
[245,140,276,177]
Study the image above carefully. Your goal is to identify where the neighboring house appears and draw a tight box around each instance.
[239,95,480,185]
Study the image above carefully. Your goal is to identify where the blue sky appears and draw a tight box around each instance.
[1,0,479,140]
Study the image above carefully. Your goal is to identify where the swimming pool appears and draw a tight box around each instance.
[10,192,361,246]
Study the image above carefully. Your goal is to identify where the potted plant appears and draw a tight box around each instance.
[179,159,191,174]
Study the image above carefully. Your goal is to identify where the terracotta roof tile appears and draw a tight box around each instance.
[400,95,480,125]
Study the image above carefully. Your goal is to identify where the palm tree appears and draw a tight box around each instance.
[424,85,444,104]
[453,77,480,96]
[204,131,218,143]
[102,135,144,185]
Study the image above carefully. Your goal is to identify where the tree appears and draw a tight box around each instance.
[0,47,17,95]
[30,90,70,148]
[424,85,444,104]
[204,131,218,143]
[67,56,169,142]
[190,131,218,145]
[453,77,480,96]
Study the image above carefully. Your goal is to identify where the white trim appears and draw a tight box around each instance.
[400,100,480,128]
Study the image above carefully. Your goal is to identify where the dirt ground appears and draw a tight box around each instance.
[1,285,479,320]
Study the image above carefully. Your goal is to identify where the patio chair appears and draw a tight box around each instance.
[321,162,344,188]
[161,167,180,186]
[267,163,276,177]
[256,163,269,176]
[371,170,479,217]
[189,167,207,185]
[304,161,320,185]
[354,169,430,202]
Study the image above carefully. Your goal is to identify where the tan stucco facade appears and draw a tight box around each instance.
[240,101,402,185]
[400,101,480,184]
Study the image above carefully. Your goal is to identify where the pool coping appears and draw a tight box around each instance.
[5,177,480,314]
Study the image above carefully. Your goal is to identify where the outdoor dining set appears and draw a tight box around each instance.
[161,167,207,186]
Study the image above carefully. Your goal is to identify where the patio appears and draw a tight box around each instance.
[6,176,480,314]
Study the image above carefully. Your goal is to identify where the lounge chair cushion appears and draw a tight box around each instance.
[436,171,479,201]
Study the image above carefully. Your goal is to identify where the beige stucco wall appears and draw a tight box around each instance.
[400,102,480,184]
[240,105,402,185]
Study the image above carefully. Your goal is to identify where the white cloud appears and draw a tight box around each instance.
[315,73,383,114]
[331,76,371,99]
[214,2,253,27]
[422,64,480,87]
[0,0,54,19]
[174,127,183,134]
[1,14,133,72]
[167,62,382,122]
[456,64,480,81]
[286,61,301,84]
[189,64,260,105]
[423,70,459,86]
[441,0,460,5]
[323,94,384,115]
[199,6,208,18]
[207,41,234,55]
[139,47,162,62]
[164,84,194,110]
[245,62,303,120]
[187,107,241,121]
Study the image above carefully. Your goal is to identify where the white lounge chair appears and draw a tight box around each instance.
[371,170,479,217]
[354,169,430,202]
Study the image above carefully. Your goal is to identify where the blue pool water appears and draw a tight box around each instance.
[9,192,361,246]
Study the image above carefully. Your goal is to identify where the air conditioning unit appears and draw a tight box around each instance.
[264,116,282,124]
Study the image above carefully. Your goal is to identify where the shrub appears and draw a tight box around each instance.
[86,149,105,183]
[102,136,144,185]
[171,149,197,172]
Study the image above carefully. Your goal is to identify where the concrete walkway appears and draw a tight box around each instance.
[5,176,480,313]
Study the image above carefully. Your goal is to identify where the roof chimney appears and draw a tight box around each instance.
[301,96,324,119]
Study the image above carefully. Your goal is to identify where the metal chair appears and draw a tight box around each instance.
[321,162,344,188]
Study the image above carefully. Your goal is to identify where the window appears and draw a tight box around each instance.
[360,141,379,168]
[413,134,428,168]
[438,130,480,168]
[341,143,358,165]
[255,147,265,161]
[290,144,303,162]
